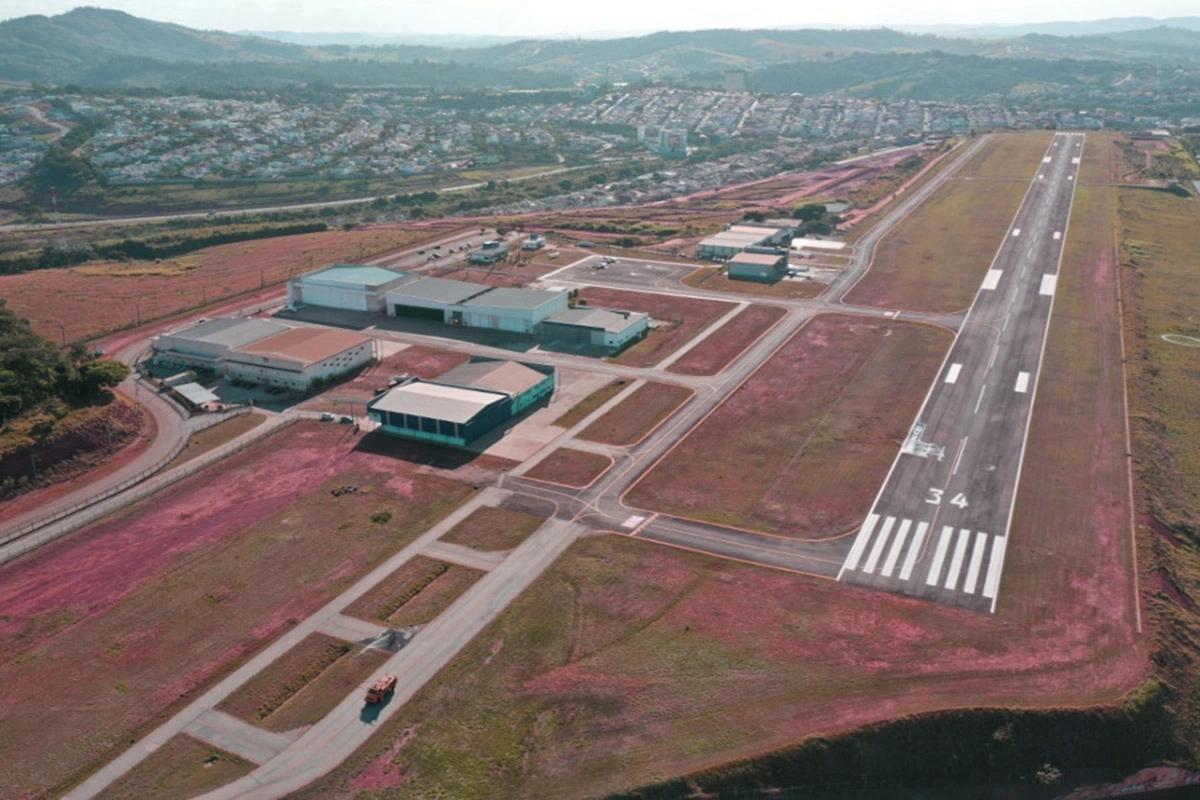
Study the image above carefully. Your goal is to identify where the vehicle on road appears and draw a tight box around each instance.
[320,412,335,422]
[338,415,354,424]
[365,675,398,704]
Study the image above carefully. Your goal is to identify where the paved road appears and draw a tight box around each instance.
[838,133,1084,612]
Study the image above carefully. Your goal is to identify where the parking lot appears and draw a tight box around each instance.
[547,255,699,291]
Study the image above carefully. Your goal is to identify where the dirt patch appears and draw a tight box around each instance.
[0,421,478,799]
[575,287,735,368]
[525,448,613,489]
[95,734,253,800]
[440,506,547,552]
[344,556,484,628]
[164,412,266,470]
[218,633,389,732]
[668,305,786,376]
[628,314,950,538]
[578,382,693,447]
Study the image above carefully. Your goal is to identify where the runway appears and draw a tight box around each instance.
[838,132,1085,613]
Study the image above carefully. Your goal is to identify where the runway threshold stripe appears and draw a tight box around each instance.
[982,536,1009,599]
[943,529,972,591]
[963,532,988,595]
[944,363,962,384]
[881,519,911,577]
[899,522,928,581]
[1014,371,1030,393]
[1039,274,1058,296]
[841,513,879,573]
[862,516,896,574]
[925,526,955,586]
[981,269,1003,291]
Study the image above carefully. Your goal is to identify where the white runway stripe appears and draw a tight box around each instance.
[944,363,962,384]
[944,529,971,591]
[963,532,988,595]
[1014,371,1030,393]
[1012,228,1021,237]
[982,536,1008,599]
[1053,231,1062,240]
[1039,274,1058,296]
[1043,156,1052,163]
[881,519,911,577]
[926,526,954,586]
[899,522,928,581]
[862,516,896,574]
[981,269,1003,290]
[841,513,879,573]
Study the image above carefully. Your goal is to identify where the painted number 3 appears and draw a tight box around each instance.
[925,488,969,508]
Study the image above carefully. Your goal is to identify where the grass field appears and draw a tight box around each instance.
[574,287,735,368]
[578,382,694,447]
[842,174,1030,313]
[842,133,1055,313]
[0,222,462,343]
[344,556,484,628]
[439,506,547,552]
[218,633,388,732]
[681,268,827,300]
[552,379,631,428]
[95,734,253,800]
[627,314,950,538]
[525,448,613,489]
[164,412,266,470]
[667,305,787,376]
[0,422,480,799]
[292,524,1149,800]
[958,132,1055,180]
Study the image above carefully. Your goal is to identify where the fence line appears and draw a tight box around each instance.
[0,406,254,548]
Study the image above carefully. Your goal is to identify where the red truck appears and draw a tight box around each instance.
[365,674,397,704]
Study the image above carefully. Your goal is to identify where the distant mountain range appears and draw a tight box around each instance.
[894,16,1200,38]
[3,7,1200,92]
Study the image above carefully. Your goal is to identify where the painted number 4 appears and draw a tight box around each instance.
[925,488,969,508]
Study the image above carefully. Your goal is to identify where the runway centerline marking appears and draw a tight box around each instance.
[974,384,987,414]
[951,436,969,476]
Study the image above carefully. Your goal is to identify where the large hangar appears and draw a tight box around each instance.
[225,327,374,390]
[287,264,415,313]
[367,358,555,447]
[150,317,288,372]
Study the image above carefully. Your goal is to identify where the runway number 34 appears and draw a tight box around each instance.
[926,488,969,508]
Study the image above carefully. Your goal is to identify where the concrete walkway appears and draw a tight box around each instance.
[184,710,301,765]
[317,614,391,645]
[421,540,505,571]
[63,487,510,800]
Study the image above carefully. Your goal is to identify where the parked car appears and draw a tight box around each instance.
[338,415,354,424]
[320,412,335,421]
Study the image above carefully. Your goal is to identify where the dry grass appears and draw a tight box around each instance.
[552,379,632,428]
[525,448,612,489]
[627,314,950,538]
[164,412,266,470]
[343,556,484,628]
[95,734,253,800]
[578,382,693,447]
[440,506,547,552]
[958,131,1054,180]
[668,305,786,377]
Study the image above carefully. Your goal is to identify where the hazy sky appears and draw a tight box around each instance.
[3,0,1199,36]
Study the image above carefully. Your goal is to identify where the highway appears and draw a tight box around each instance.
[837,132,1085,612]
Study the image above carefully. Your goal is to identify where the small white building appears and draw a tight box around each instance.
[224,326,374,390]
[522,234,546,251]
[150,317,288,372]
[287,264,415,313]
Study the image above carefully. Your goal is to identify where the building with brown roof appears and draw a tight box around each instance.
[226,326,374,390]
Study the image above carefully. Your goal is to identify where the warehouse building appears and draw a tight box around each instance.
[696,224,791,260]
[387,277,492,321]
[541,307,650,353]
[287,264,415,313]
[727,252,788,284]
[367,358,555,447]
[151,317,288,372]
[224,326,374,390]
[457,287,569,333]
